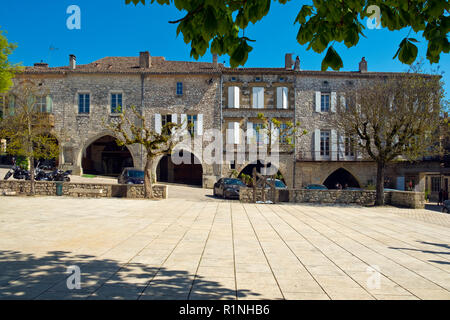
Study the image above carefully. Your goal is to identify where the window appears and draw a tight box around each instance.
[344,137,354,156]
[277,87,288,109]
[111,93,122,113]
[78,93,90,114]
[279,123,291,144]
[255,77,261,82]
[320,131,330,156]
[35,96,46,113]
[161,114,172,127]
[187,114,197,136]
[321,93,330,112]
[231,77,237,81]
[176,82,183,95]
[253,123,264,144]
[228,86,240,108]
[252,87,264,109]
[431,177,440,192]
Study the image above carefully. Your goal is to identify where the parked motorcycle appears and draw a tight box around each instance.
[48,169,72,182]
[3,161,71,182]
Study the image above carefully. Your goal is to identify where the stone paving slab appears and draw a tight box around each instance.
[0,196,449,300]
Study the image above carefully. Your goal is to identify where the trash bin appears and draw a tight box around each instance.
[56,181,63,196]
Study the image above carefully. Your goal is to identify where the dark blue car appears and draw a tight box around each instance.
[118,167,145,185]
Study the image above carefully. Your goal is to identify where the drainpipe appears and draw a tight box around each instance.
[140,73,145,169]
[219,73,223,178]
[292,72,297,189]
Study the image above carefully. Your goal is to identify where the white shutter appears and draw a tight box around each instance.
[271,122,279,145]
[234,122,240,144]
[277,87,288,109]
[154,113,161,134]
[331,129,337,161]
[314,129,320,160]
[356,138,363,160]
[234,87,240,108]
[338,134,345,160]
[331,92,337,112]
[282,87,288,109]
[247,122,254,144]
[258,87,264,109]
[181,114,187,132]
[227,122,234,144]
[171,113,177,124]
[228,87,233,108]
[340,95,346,110]
[196,114,203,136]
[253,87,264,109]
[46,95,53,113]
[276,87,282,109]
[315,91,321,112]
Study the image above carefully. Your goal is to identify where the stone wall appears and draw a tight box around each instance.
[0,180,168,199]
[239,187,425,208]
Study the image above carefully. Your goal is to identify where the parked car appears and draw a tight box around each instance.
[305,184,328,190]
[442,200,450,213]
[118,168,145,184]
[260,178,287,189]
[213,178,247,199]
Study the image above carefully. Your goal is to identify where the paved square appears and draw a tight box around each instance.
[0,196,450,300]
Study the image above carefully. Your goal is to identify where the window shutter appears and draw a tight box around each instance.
[253,87,264,109]
[331,129,337,160]
[46,95,53,113]
[227,122,235,144]
[171,113,177,124]
[197,114,203,136]
[154,113,161,134]
[338,134,345,160]
[9,96,15,115]
[331,92,337,112]
[252,88,258,109]
[270,122,279,145]
[233,122,240,144]
[181,114,187,132]
[247,121,254,144]
[234,87,240,108]
[340,95,346,110]
[258,87,264,109]
[315,91,321,112]
[356,138,363,160]
[314,129,320,160]
[276,87,282,109]
[282,87,288,109]
[228,87,234,108]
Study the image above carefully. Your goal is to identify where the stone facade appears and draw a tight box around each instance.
[3,52,425,190]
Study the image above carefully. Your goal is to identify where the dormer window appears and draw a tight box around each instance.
[279,77,285,82]
[231,77,237,81]
[255,77,261,82]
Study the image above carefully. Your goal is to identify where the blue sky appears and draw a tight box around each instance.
[1,0,448,97]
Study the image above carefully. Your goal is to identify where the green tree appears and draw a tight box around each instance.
[333,71,443,205]
[0,28,20,93]
[106,106,183,198]
[0,81,59,195]
[126,0,449,69]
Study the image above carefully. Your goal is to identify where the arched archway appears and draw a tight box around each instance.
[238,160,285,183]
[323,168,360,189]
[156,149,203,186]
[81,135,133,176]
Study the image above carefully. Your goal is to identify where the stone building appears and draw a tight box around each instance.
[1,51,439,190]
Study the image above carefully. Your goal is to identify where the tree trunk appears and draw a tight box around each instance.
[144,155,154,199]
[30,156,35,196]
[375,160,385,206]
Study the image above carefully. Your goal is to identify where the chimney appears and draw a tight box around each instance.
[294,56,300,71]
[69,54,76,70]
[359,57,367,73]
[139,51,151,68]
[285,53,293,70]
[212,54,218,67]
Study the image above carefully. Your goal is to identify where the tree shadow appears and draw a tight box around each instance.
[388,241,450,266]
[0,250,257,300]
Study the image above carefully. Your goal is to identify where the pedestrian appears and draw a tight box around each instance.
[444,189,448,202]
[439,189,443,206]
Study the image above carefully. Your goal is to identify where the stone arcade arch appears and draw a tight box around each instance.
[156,149,203,186]
[323,168,361,189]
[80,135,135,176]
[237,160,286,184]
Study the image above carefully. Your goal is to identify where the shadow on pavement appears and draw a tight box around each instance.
[0,250,256,300]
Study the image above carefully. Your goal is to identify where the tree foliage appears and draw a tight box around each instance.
[0,81,59,195]
[333,71,443,205]
[0,28,20,93]
[105,105,183,198]
[126,0,449,69]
